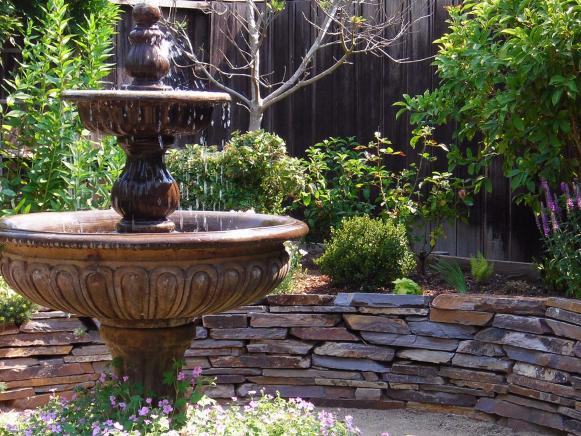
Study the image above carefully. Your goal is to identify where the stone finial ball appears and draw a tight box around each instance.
[133,3,162,26]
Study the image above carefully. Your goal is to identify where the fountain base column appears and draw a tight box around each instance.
[100,322,196,399]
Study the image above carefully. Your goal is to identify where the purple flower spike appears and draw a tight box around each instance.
[540,206,550,237]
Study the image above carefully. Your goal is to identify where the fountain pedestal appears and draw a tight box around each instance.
[100,323,196,398]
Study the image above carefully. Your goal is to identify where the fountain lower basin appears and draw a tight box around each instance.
[0,209,307,396]
[0,209,307,328]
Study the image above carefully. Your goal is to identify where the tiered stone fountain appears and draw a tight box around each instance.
[0,4,307,398]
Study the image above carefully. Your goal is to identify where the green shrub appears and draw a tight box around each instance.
[0,278,35,326]
[0,0,124,214]
[393,278,422,295]
[167,131,304,214]
[317,216,416,290]
[297,130,469,260]
[470,252,494,283]
[298,137,377,240]
[432,258,468,293]
[396,0,581,205]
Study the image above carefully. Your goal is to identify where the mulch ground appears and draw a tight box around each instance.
[294,245,557,298]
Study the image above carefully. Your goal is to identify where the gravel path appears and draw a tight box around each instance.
[329,408,551,436]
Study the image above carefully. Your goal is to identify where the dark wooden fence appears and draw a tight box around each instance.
[98,1,543,262]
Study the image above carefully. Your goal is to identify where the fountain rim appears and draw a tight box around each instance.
[0,210,308,249]
[62,90,232,104]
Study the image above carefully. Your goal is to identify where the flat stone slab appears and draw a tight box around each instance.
[237,383,354,400]
[384,373,445,385]
[386,389,477,407]
[343,315,410,334]
[429,308,493,326]
[246,339,313,355]
[438,367,505,384]
[290,327,358,342]
[456,340,505,357]
[202,314,247,329]
[408,321,477,339]
[210,355,310,369]
[19,319,86,333]
[391,362,439,377]
[210,328,287,340]
[546,298,581,314]
[545,318,581,341]
[504,345,581,374]
[314,342,395,361]
[359,307,429,316]
[492,314,551,334]
[361,332,459,351]
[476,398,564,430]
[546,307,581,327]
[512,362,570,384]
[312,355,390,372]
[475,327,575,355]
[335,293,430,308]
[0,332,92,348]
[262,368,363,380]
[508,384,576,407]
[0,346,73,358]
[250,313,340,328]
[432,294,546,316]
[507,374,578,399]
[396,349,454,364]
[269,306,357,313]
[266,294,334,306]
[190,339,245,349]
[452,353,512,373]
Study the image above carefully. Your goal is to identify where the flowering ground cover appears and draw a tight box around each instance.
[0,367,360,436]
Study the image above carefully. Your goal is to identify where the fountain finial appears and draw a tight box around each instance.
[125,3,171,90]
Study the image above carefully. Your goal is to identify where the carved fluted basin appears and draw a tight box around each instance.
[0,209,307,328]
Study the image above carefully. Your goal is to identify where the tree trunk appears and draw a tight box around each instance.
[248,110,264,131]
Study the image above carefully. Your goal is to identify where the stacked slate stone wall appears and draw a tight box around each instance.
[0,293,580,435]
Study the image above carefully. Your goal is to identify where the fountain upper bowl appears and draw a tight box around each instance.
[0,210,307,328]
[63,90,232,137]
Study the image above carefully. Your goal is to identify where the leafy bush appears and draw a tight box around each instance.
[432,258,467,293]
[167,131,304,214]
[298,137,377,240]
[536,181,581,298]
[470,252,494,283]
[393,278,422,295]
[298,130,469,260]
[0,278,35,326]
[396,0,581,204]
[317,216,416,290]
[1,368,360,435]
[0,0,124,214]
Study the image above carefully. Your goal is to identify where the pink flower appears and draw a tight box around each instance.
[145,397,152,405]
[192,367,203,378]
[138,406,149,416]
[177,371,186,381]
[122,376,129,382]
[109,396,116,406]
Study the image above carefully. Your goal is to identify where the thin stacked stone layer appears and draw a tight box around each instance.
[1,293,580,435]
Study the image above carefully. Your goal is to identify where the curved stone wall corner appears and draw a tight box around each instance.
[0,293,580,434]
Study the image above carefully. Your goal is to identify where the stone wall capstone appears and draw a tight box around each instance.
[1,293,580,435]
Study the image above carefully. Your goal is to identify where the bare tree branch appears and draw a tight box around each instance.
[163,0,431,130]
